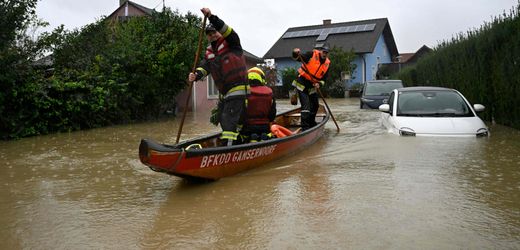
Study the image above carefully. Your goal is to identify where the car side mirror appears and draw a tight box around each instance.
[379,104,390,113]
[473,104,485,112]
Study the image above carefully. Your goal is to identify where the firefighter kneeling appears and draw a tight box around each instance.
[241,67,277,143]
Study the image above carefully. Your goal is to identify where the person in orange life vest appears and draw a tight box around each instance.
[292,43,331,131]
[188,8,248,146]
[241,67,276,142]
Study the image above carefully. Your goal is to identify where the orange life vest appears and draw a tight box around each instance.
[270,124,293,138]
[245,85,273,125]
[297,50,330,82]
[205,37,247,94]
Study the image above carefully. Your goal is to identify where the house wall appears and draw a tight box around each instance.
[109,3,147,21]
[194,79,218,111]
[273,35,393,90]
[347,34,393,89]
[175,78,219,113]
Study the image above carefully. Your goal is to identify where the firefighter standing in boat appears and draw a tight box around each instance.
[292,44,331,131]
[188,8,248,146]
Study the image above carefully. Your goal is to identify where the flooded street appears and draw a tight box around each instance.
[1,98,519,249]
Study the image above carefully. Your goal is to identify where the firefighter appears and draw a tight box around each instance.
[188,8,248,146]
[241,67,276,142]
[292,43,331,131]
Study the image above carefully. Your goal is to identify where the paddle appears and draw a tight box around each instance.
[315,87,340,132]
[175,15,208,144]
[296,53,341,132]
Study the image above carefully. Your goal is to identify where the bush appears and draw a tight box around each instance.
[280,67,298,96]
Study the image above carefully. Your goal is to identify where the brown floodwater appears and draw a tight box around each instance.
[1,98,519,249]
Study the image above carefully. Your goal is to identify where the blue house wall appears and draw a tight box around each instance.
[346,34,393,89]
[273,34,393,89]
[273,58,299,86]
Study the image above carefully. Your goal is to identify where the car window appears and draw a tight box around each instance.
[397,90,474,117]
[364,82,403,96]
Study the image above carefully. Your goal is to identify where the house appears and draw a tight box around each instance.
[377,45,432,79]
[175,50,263,113]
[403,45,432,64]
[264,18,399,91]
[107,0,155,22]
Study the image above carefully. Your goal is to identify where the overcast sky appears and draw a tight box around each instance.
[36,0,518,57]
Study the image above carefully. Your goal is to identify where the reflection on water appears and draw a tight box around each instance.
[1,98,519,249]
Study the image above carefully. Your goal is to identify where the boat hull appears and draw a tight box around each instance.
[139,106,329,180]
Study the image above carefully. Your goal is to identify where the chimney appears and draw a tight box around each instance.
[120,0,127,6]
[323,19,332,25]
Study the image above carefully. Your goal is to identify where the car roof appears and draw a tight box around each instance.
[366,80,402,84]
[396,86,455,92]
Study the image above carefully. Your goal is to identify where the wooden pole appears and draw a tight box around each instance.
[316,87,340,132]
[175,16,207,144]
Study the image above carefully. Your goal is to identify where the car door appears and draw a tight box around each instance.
[380,91,398,134]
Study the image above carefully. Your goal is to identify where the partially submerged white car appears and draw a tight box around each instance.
[379,87,489,137]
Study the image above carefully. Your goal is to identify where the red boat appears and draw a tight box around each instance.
[138,104,329,180]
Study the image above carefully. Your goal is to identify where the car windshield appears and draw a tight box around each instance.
[364,82,403,96]
[397,90,474,117]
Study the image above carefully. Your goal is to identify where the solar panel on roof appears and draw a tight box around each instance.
[282,23,377,41]
[316,34,328,41]
[365,23,376,31]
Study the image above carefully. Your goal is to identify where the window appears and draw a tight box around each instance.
[207,75,219,99]
[364,81,403,95]
[397,90,473,117]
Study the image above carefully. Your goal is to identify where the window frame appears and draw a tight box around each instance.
[206,75,219,99]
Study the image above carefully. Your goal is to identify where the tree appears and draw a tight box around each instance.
[322,47,356,97]
[280,67,298,96]
[1,5,205,139]
[0,0,50,139]
[0,0,38,50]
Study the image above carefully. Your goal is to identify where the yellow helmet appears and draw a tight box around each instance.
[247,67,266,85]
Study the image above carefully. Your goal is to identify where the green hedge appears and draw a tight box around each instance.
[397,4,520,129]
[1,4,202,139]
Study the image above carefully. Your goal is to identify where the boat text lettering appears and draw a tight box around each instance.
[200,145,277,168]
